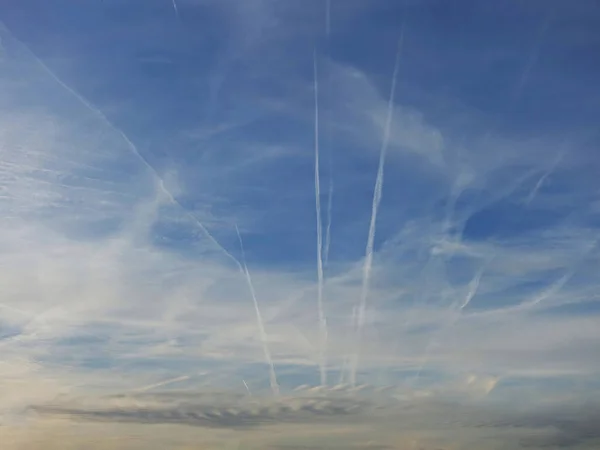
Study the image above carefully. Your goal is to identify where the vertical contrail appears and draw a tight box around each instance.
[324,175,333,268]
[350,32,404,386]
[313,50,328,386]
[323,26,333,271]
[235,225,280,397]
[323,0,337,380]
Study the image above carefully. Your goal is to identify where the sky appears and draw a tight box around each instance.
[1,0,600,448]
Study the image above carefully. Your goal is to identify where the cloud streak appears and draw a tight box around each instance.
[235,225,280,397]
[1,1,599,448]
[313,49,328,386]
[350,31,404,386]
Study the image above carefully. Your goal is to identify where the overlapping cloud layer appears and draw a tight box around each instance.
[1,0,600,448]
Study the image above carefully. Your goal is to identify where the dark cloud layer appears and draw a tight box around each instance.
[491,406,600,448]
[27,390,600,448]
[32,392,374,429]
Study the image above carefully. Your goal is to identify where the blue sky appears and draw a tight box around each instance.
[1,0,600,447]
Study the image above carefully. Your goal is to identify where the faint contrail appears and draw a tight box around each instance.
[413,262,487,387]
[324,104,334,271]
[460,266,485,310]
[350,32,404,386]
[235,225,280,397]
[134,375,190,392]
[345,303,358,383]
[512,10,553,104]
[324,175,333,268]
[313,50,329,386]
[338,354,350,385]
[530,274,570,307]
[325,0,331,36]
[170,0,180,17]
[523,238,598,309]
[322,0,337,385]
[526,150,564,205]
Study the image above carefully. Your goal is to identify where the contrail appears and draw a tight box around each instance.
[134,375,190,392]
[338,354,351,385]
[339,305,358,385]
[526,150,564,205]
[313,50,328,386]
[323,0,334,270]
[9,27,283,396]
[350,32,404,386]
[12,31,241,266]
[459,265,486,310]
[345,303,358,383]
[413,261,488,386]
[322,0,337,385]
[508,237,600,313]
[170,0,180,17]
[512,10,553,104]
[324,175,334,268]
[235,225,280,397]
[242,379,252,396]
[325,0,331,36]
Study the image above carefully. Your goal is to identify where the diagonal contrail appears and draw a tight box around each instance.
[350,31,404,386]
[313,50,328,386]
[12,31,240,265]
[512,10,554,104]
[242,379,252,396]
[526,150,564,205]
[134,375,190,392]
[5,25,282,396]
[412,264,486,387]
[235,225,280,397]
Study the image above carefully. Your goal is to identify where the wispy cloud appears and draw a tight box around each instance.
[1,0,599,448]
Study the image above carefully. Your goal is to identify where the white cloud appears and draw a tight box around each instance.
[1,6,600,435]
[324,60,445,165]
